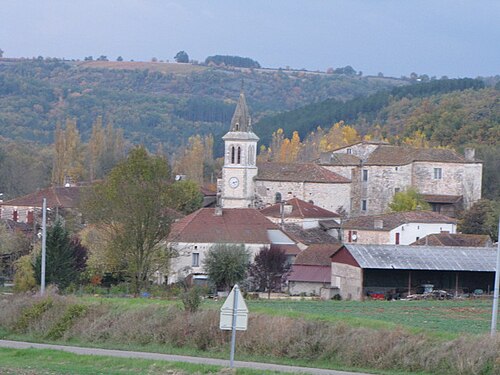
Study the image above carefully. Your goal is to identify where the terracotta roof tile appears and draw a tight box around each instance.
[295,243,342,266]
[168,208,278,244]
[256,162,350,183]
[343,211,457,231]
[365,145,472,166]
[411,233,493,247]
[260,198,340,219]
[1,186,82,208]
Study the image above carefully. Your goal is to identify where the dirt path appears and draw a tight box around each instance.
[0,339,374,375]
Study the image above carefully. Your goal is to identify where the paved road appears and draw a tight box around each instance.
[0,339,374,375]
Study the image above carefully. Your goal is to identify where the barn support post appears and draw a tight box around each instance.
[455,272,459,297]
[408,271,412,296]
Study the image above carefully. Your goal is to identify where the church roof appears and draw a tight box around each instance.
[256,162,350,183]
[230,91,252,132]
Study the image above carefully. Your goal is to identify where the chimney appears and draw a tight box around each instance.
[374,219,383,229]
[464,148,475,161]
[214,206,223,216]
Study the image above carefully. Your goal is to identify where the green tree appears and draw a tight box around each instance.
[388,188,430,212]
[458,199,499,241]
[203,244,250,292]
[174,51,189,63]
[34,220,85,290]
[81,147,175,294]
[0,223,31,279]
[166,180,203,215]
[13,255,36,292]
[249,246,289,299]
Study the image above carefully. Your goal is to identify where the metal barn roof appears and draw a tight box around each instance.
[342,244,497,272]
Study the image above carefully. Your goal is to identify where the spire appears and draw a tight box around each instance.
[230,91,252,132]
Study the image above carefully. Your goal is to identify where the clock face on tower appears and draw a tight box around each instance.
[229,177,239,189]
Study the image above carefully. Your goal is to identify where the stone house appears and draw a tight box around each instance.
[320,141,482,217]
[342,210,457,245]
[0,186,81,224]
[166,207,298,284]
[254,162,351,214]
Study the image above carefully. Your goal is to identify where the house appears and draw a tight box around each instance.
[320,141,482,217]
[260,197,341,230]
[166,207,298,284]
[286,243,342,298]
[342,210,457,245]
[330,244,497,301]
[0,186,82,224]
[411,233,493,247]
[282,223,340,251]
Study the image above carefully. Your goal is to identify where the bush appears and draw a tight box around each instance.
[181,286,203,313]
[13,255,36,293]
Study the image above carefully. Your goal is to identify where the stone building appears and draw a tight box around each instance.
[320,141,482,217]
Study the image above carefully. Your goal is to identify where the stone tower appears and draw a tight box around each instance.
[220,92,259,208]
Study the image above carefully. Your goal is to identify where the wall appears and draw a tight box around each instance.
[288,281,330,296]
[255,180,351,214]
[412,161,482,209]
[332,143,379,162]
[343,229,389,245]
[390,222,456,245]
[331,262,363,300]
[168,241,266,284]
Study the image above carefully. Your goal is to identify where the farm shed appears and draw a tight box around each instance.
[331,244,497,301]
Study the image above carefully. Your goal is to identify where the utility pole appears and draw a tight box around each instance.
[40,198,47,295]
[491,217,500,337]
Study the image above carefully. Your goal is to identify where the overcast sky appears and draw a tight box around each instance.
[2,1,499,78]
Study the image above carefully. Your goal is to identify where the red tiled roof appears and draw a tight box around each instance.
[294,243,343,266]
[287,265,331,283]
[1,186,82,209]
[256,162,350,183]
[411,233,492,247]
[365,145,472,166]
[260,198,340,219]
[168,208,278,244]
[343,211,457,231]
[272,244,301,256]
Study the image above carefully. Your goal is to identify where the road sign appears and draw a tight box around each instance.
[220,284,248,331]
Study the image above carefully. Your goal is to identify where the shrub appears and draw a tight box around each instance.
[13,255,36,292]
[181,286,203,313]
[46,304,88,339]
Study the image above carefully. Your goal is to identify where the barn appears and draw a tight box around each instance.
[331,244,497,300]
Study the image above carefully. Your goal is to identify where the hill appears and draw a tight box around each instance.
[0,58,404,153]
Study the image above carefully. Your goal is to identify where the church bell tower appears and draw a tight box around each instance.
[220,92,259,208]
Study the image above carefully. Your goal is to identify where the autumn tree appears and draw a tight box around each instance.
[249,246,289,299]
[52,118,85,185]
[81,147,176,294]
[388,188,430,212]
[319,121,360,152]
[174,134,214,184]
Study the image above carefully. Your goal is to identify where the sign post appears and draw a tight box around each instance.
[491,217,500,337]
[220,284,248,368]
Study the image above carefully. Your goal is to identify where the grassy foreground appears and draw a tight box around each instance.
[0,347,281,375]
[0,293,498,375]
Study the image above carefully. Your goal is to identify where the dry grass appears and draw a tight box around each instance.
[1,293,499,375]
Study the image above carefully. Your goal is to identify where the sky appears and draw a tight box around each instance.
[1,0,499,78]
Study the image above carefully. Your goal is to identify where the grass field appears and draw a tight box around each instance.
[76,60,207,74]
[0,347,284,375]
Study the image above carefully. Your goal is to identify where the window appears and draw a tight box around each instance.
[395,187,401,193]
[347,148,352,154]
[362,170,368,182]
[395,233,400,245]
[192,253,200,267]
[275,192,282,203]
[237,147,241,164]
[361,200,367,211]
[433,168,442,179]
[231,146,235,164]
